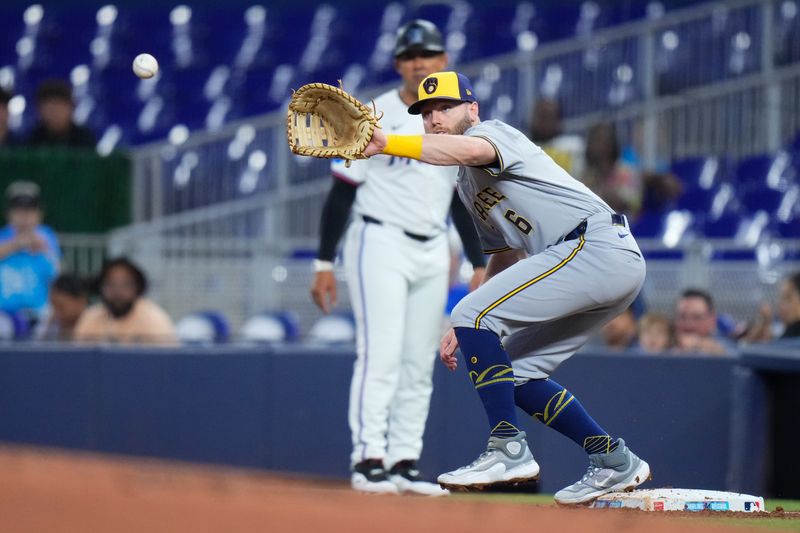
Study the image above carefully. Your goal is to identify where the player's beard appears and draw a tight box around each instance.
[451,109,473,135]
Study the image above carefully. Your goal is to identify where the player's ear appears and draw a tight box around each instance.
[468,101,480,122]
[438,52,449,69]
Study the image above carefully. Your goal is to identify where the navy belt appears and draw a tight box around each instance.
[562,213,628,242]
[362,215,433,242]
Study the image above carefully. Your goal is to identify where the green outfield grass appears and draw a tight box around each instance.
[452,494,800,531]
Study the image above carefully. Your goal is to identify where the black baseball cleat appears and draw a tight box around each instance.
[388,460,449,496]
[351,459,399,494]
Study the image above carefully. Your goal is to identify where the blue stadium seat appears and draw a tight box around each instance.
[735,152,796,191]
[670,156,726,191]
[676,187,718,215]
[702,211,742,238]
[307,312,355,345]
[741,188,786,215]
[176,311,231,344]
[0,310,29,341]
[774,219,800,238]
[240,311,300,343]
[631,211,666,238]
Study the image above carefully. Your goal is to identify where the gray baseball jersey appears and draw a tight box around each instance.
[450,119,646,381]
[456,120,614,256]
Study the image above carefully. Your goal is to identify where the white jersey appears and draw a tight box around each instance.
[331,89,458,236]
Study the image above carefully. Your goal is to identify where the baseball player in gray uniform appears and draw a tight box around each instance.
[310,26,486,496]
[362,71,651,503]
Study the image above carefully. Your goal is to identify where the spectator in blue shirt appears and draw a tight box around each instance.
[0,181,61,320]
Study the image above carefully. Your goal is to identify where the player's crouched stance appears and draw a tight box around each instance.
[363,71,651,504]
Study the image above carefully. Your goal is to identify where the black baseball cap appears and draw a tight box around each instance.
[5,181,41,209]
[394,19,445,58]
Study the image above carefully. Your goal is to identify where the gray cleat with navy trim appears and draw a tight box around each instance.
[554,438,651,505]
[437,431,540,491]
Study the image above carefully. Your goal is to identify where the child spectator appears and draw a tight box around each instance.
[637,313,674,353]
[35,274,89,341]
[0,181,60,322]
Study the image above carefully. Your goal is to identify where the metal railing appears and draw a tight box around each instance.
[58,233,108,278]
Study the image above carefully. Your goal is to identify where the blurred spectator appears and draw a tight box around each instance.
[26,79,95,148]
[637,313,674,354]
[743,272,800,343]
[74,257,177,345]
[0,181,60,321]
[582,121,680,218]
[778,272,800,339]
[34,274,89,341]
[529,98,585,177]
[0,87,21,148]
[583,121,642,217]
[601,307,637,351]
[738,302,773,344]
[674,288,733,355]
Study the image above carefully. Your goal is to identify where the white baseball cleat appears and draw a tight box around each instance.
[437,431,540,491]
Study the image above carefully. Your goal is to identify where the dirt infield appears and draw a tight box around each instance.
[0,446,774,533]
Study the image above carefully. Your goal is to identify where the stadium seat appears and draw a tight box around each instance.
[175,311,230,344]
[735,152,795,191]
[239,311,300,343]
[631,211,666,238]
[740,188,786,215]
[676,187,718,215]
[774,219,800,238]
[702,211,742,239]
[0,310,30,341]
[307,312,356,345]
[670,156,725,191]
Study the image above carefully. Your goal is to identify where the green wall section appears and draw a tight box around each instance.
[0,149,132,233]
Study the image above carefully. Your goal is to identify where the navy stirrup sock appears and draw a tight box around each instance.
[453,327,520,438]
[514,378,617,454]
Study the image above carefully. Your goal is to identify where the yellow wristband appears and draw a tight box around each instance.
[382,134,423,160]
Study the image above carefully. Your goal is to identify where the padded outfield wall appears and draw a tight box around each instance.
[0,345,797,497]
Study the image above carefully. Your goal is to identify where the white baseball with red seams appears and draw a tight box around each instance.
[132,53,159,79]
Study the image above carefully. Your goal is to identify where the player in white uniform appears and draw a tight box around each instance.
[310,23,486,496]
[362,71,652,504]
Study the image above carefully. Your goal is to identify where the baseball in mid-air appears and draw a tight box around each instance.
[132,53,159,79]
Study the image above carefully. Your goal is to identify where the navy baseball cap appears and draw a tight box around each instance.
[408,71,477,115]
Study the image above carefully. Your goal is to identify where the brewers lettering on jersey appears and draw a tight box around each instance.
[362,71,652,503]
[309,24,486,497]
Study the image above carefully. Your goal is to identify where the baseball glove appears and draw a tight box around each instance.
[286,82,381,167]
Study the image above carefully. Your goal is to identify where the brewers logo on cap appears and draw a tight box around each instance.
[408,71,478,115]
[423,77,438,94]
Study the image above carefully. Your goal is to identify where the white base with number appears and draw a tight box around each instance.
[591,488,765,512]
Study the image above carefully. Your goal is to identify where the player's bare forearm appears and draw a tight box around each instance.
[419,135,496,166]
[366,130,497,167]
[483,249,526,284]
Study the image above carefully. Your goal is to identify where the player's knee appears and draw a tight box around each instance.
[450,297,478,328]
